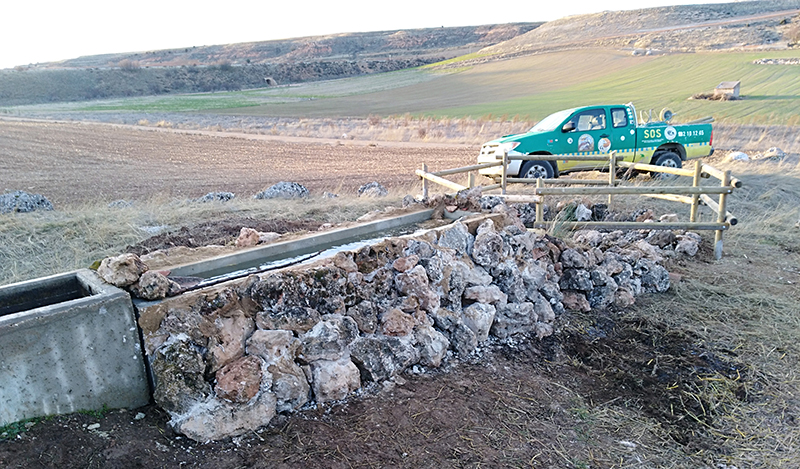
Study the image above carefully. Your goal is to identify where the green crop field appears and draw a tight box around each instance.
[432,49,800,125]
[6,49,800,125]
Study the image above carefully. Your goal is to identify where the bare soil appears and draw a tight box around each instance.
[124,218,323,255]
[0,296,744,468]
[0,118,475,206]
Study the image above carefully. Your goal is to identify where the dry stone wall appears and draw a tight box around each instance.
[133,211,677,442]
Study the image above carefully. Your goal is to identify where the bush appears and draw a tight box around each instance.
[118,59,141,71]
[785,19,800,44]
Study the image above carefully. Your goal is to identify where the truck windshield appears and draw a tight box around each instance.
[529,108,576,133]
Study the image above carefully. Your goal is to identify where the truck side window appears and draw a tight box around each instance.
[570,109,606,132]
[611,108,628,128]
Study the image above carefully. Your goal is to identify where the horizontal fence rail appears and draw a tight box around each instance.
[416,150,740,259]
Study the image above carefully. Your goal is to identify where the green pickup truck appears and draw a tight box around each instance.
[478,103,714,179]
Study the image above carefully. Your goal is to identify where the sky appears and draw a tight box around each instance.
[1,0,733,70]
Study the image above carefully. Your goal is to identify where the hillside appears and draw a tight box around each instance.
[0,24,538,106]
[37,24,539,70]
[480,0,800,58]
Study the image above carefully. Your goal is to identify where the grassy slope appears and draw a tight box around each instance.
[433,49,800,124]
[9,49,800,125]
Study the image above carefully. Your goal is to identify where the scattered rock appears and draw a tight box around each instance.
[436,221,473,256]
[491,302,536,338]
[462,303,496,342]
[176,391,276,442]
[562,291,591,312]
[0,190,54,214]
[414,325,450,367]
[357,182,388,198]
[392,255,419,273]
[350,335,419,382]
[309,357,361,403]
[402,195,420,207]
[762,147,785,160]
[322,192,339,199]
[575,204,592,222]
[299,315,359,363]
[197,192,235,203]
[215,355,263,403]
[254,182,309,199]
[129,270,172,300]
[463,285,508,304]
[676,233,701,256]
[108,199,133,208]
[380,308,416,337]
[727,151,749,162]
[449,322,478,356]
[659,213,679,223]
[97,253,148,287]
[472,225,504,267]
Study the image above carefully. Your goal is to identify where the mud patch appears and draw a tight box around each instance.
[559,309,747,449]
[126,217,322,255]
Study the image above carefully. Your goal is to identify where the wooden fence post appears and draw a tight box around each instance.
[691,160,702,222]
[422,163,429,199]
[714,170,731,260]
[501,152,508,195]
[608,151,616,205]
[535,177,544,226]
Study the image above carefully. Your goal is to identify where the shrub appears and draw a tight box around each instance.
[118,59,141,71]
[787,20,800,44]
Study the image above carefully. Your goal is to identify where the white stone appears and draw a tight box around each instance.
[462,303,496,342]
[727,151,749,162]
[309,357,361,403]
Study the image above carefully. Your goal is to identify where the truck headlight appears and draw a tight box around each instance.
[497,142,521,158]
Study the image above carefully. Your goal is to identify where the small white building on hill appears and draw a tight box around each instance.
[714,81,741,99]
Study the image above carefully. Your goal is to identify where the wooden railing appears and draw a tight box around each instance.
[416,151,739,259]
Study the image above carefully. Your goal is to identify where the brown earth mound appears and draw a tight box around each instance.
[125,218,322,255]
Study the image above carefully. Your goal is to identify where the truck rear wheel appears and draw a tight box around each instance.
[519,161,554,179]
[650,151,682,178]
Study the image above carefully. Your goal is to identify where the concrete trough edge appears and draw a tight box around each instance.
[167,208,435,278]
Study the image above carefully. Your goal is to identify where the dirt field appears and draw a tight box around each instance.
[0,119,475,206]
[2,117,800,468]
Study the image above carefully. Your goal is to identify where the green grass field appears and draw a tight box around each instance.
[433,49,800,125]
[5,49,800,125]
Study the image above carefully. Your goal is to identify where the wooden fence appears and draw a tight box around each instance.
[416,151,740,260]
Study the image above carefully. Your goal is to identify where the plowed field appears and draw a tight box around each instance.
[0,118,475,205]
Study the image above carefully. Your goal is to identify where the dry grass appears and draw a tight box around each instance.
[0,191,410,287]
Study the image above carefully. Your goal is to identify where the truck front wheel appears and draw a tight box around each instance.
[519,160,555,179]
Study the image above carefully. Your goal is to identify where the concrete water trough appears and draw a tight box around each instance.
[0,269,150,426]
[165,208,438,281]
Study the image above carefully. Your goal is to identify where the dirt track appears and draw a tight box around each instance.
[0,119,476,205]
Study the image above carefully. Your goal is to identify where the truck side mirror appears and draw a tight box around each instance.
[562,122,575,133]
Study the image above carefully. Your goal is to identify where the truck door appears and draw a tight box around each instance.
[608,107,637,162]
[562,108,611,171]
